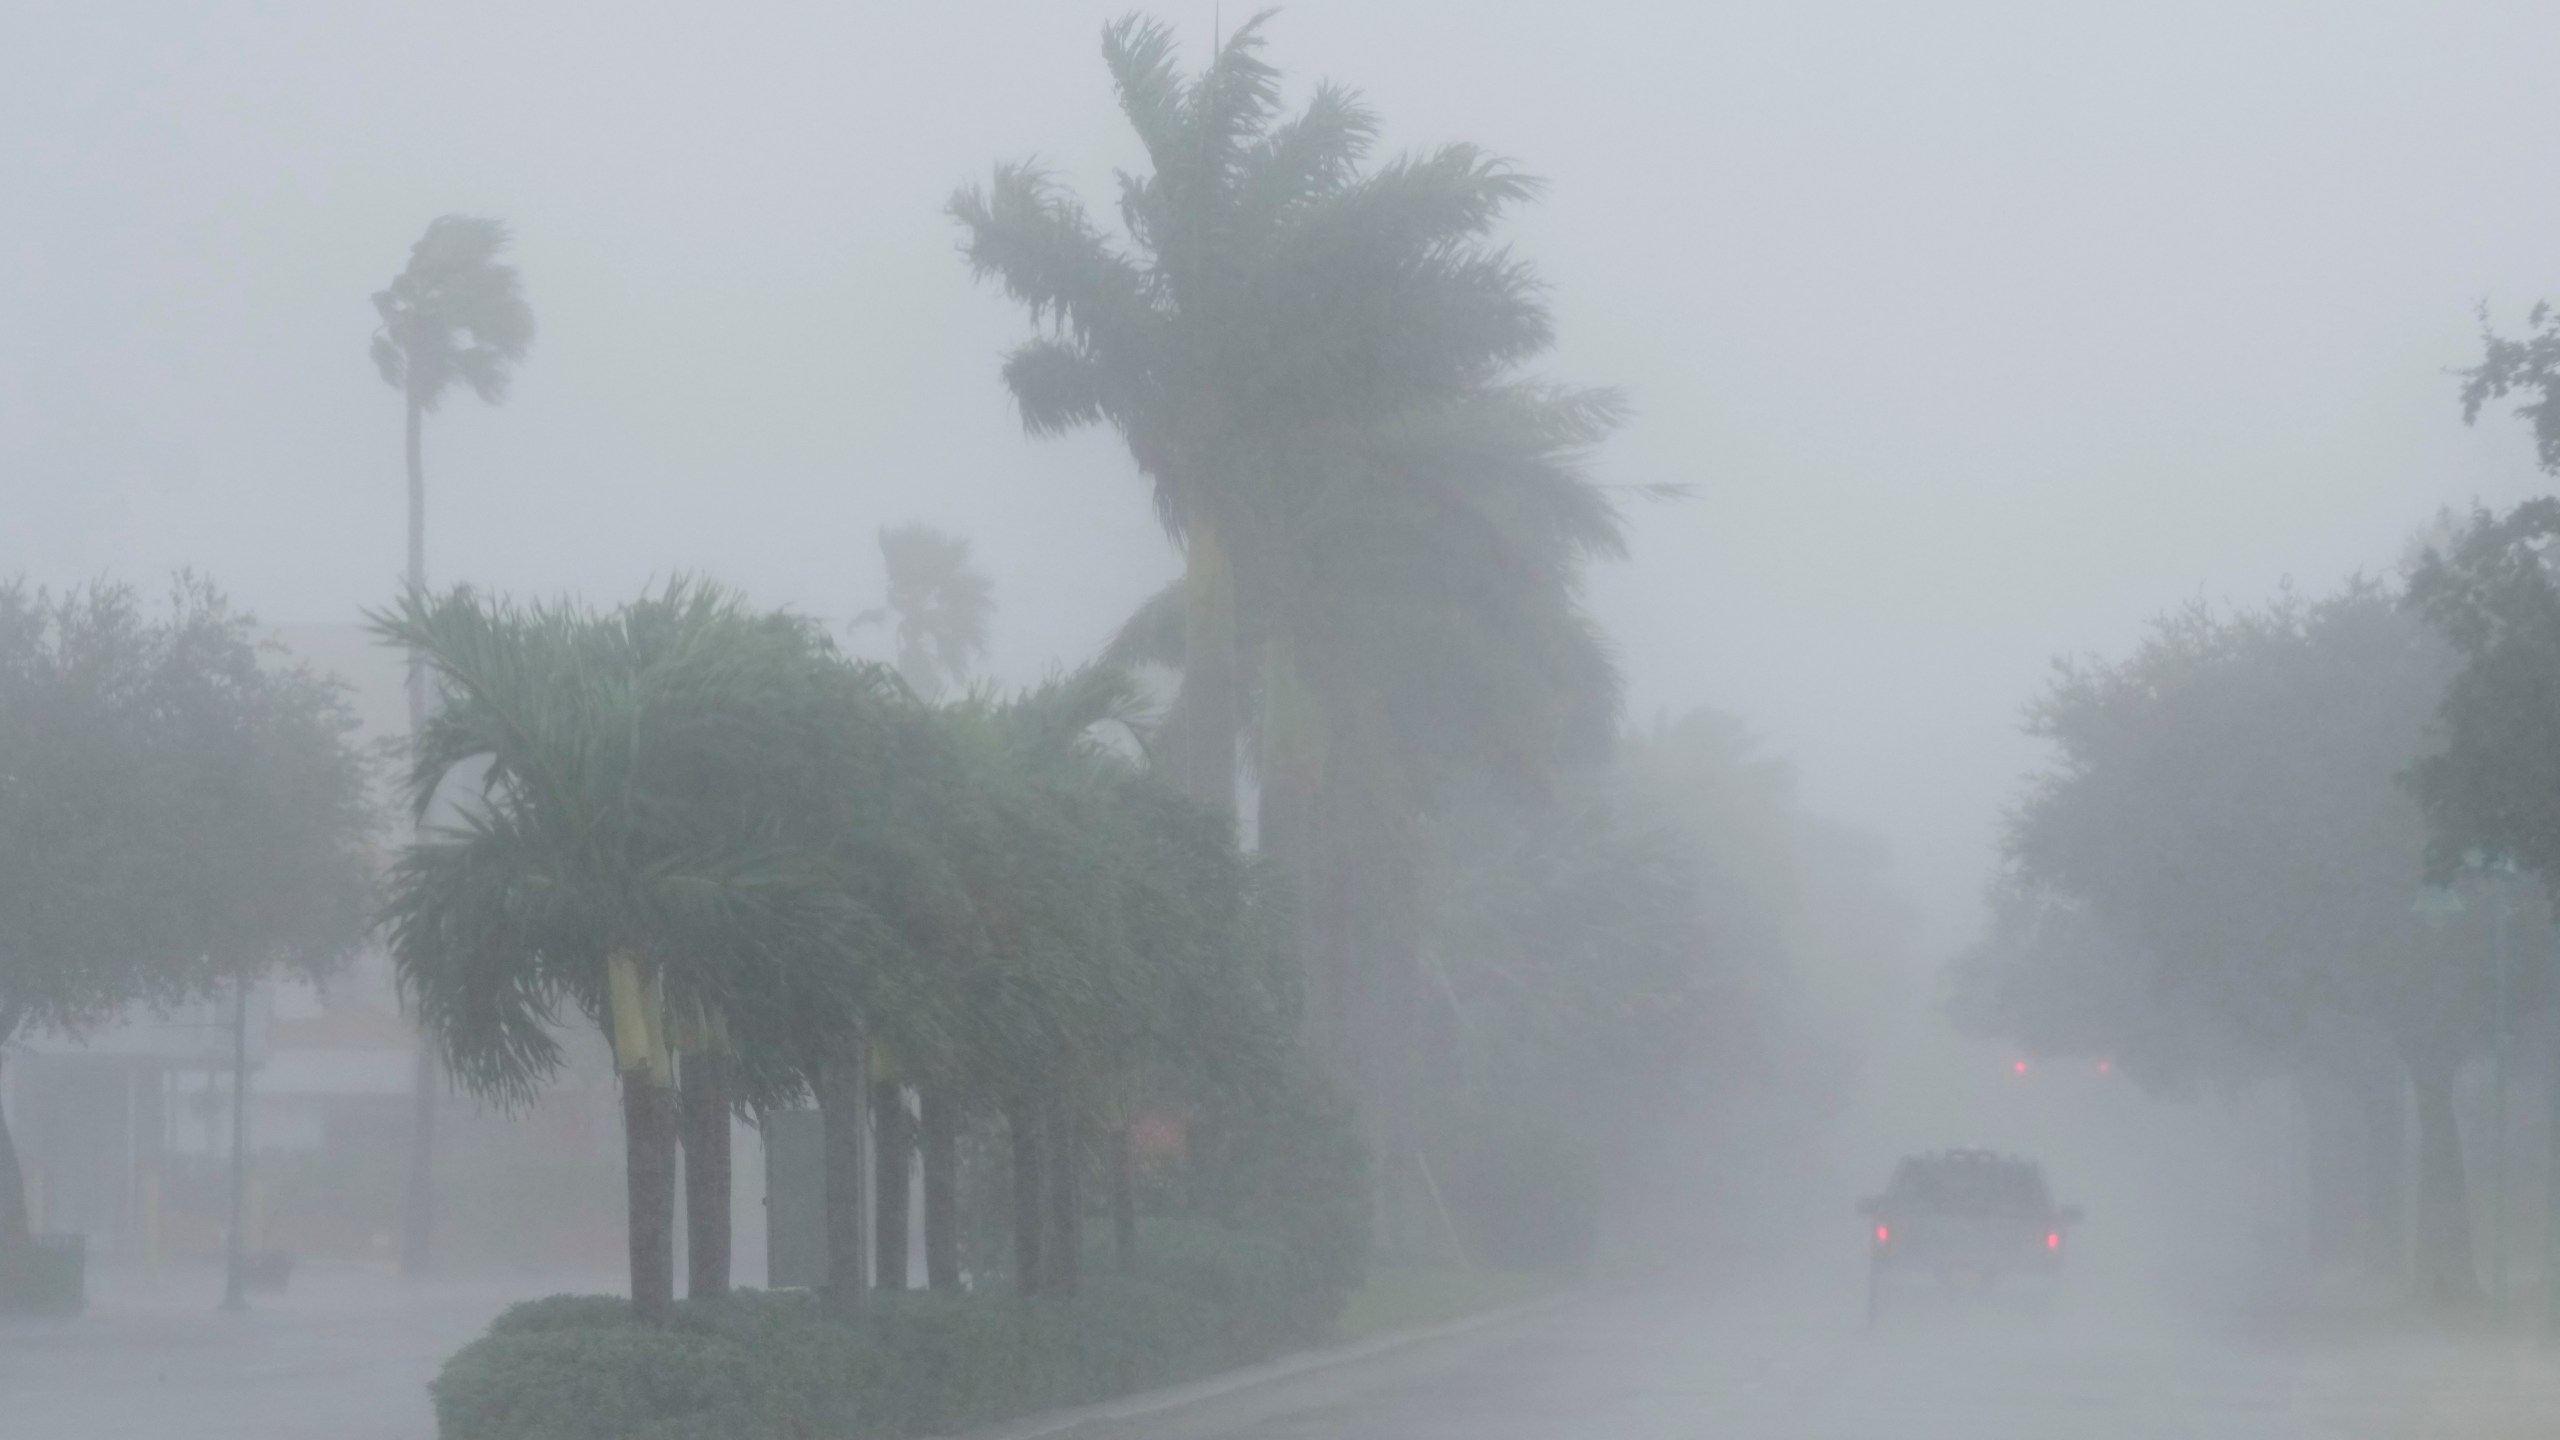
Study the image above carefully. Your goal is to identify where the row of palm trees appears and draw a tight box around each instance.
[374,580,1301,1321]
[368,10,1640,1280]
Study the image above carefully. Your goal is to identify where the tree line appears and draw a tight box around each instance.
[1957,302,2560,1309]
[0,580,377,1295]
[3,10,1887,1321]
[376,578,1350,1321]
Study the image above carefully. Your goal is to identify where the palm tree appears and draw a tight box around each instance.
[370,214,534,1276]
[960,15,1629,1220]
[951,12,1555,819]
[856,524,994,702]
[848,523,996,1287]
[374,581,877,1322]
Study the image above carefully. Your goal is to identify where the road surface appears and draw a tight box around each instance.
[0,1264,588,1440]
[12,1262,2560,1438]
[1118,1282,2560,1440]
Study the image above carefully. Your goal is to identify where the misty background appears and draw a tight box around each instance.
[12,0,2560,956]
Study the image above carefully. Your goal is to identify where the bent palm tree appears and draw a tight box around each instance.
[371,215,535,629]
[370,214,534,1276]
[374,582,875,1321]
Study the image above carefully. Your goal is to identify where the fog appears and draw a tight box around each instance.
[13,1,2560,946]
[10,2,2560,1436]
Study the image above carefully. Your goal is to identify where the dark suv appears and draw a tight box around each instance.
[1859,1149,2081,1321]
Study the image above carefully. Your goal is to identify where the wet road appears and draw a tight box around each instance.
[0,1266,581,1440]
[1136,1285,2560,1440]
[14,1263,2560,1438]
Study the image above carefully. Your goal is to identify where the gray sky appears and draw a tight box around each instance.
[7,1,2557,951]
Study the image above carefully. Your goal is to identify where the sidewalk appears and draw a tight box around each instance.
[0,1263,601,1440]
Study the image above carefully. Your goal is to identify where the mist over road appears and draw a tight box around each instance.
[1144,1276,2560,1440]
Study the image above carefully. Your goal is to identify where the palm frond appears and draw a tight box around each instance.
[371,214,534,411]
[1001,338,1113,436]
[1101,14,1190,169]
[1102,580,1186,671]
[949,165,1153,356]
[1236,82,1379,231]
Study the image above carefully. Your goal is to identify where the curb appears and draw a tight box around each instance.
[943,1288,1597,1440]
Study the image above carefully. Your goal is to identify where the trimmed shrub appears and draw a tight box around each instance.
[433,1220,1350,1440]
[486,1293,635,1335]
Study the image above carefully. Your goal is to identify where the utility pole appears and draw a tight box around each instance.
[221,975,251,1313]
[2547,925,2560,1343]
[2491,873,2512,1322]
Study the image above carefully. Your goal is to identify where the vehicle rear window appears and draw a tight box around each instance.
[1887,1157,2049,1215]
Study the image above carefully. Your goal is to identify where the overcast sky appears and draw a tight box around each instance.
[7,1,2557,952]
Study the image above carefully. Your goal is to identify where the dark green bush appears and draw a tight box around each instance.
[435,1323,767,1440]
[486,1293,634,1335]
[434,1220,1352,1440]
[1181,1069,1372,1312]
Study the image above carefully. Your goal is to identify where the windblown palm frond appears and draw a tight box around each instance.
[368,580,901,1103]
[371,215,535,410]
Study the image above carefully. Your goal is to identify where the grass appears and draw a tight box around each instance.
[1328,1264,1558,1344]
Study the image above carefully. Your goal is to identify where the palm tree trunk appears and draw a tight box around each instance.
[920,1089,960,1291]
[2359,1066,2409,1281]
[399,385,440,1281]
[1176,516,1239,818]
[0,1009,34,1297]
[621,1070,679,1324]
[1110,1123,1137,1275]
[679,1050,731,1299]
[2410,1053,2482,1307]
[1009,1100,1044,1296]
[872,1084,912,1290]
[819,1043,867,1317]
[1042,1086,1082,1298]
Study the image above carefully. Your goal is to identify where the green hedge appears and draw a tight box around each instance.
[433,1220,1342,1440]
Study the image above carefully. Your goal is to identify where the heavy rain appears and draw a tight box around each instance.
[8,4,2560,1438]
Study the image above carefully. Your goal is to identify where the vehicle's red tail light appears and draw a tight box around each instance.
[2046,1231,2061,1250]
[1875,1225,1890,1246]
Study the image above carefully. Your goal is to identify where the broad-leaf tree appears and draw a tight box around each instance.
[1988,583,2510,1302]
[0,579,375,1292]
[2459,301,2560,473]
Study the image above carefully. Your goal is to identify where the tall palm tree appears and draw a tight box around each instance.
[848,523,995,1286]
[370,214,534,1276]
[374,581,878,1322]
[951,11,1554,818]
[959,14,1628,1212]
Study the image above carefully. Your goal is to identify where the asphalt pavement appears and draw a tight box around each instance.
[1102,1279,2560,1440]
[13,1259,2560,1439]
[0,1264,588,1440]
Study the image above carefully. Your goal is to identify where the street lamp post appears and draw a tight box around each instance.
[2490,875,2512,1322]
[220,974,251,1313]
[2547,927,2560,1342]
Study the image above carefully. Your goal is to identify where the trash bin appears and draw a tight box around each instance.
[3,1233,87,1316]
